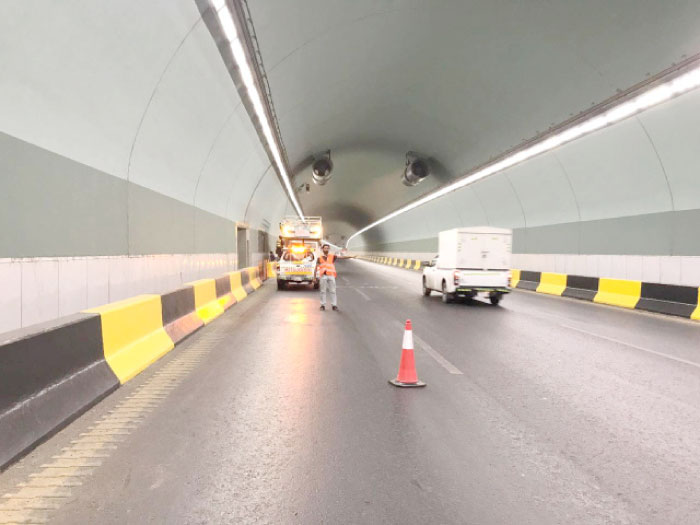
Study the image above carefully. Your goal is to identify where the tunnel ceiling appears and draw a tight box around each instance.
[247,0,700,244]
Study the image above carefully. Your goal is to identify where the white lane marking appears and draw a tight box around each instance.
[354,288,371,301]
[396,322,463,375]
[561,324,700,370]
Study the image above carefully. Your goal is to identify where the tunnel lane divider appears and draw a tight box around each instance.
[510,269,521,288]
[515,270,540,291]
[247,267,263,290]
[0,264,268,471]
[594,278,642,309]
[357,255,700,321]
[357,254,425,273]
[85,295,175,384]
[562,275,599,301]
[242,268,256,294]
[229,270,249,302]
[161,286,204,344]
[216,275,236,310]
[188,278,226,324]
[512,269,700,320]
[536,272,567,296]
[266,261,277,279]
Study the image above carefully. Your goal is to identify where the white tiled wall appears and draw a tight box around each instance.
[58,258,88,316]
[0,253,239,335]
[21,259,59,328]
[86,258,109,309]
[0,261,22,334]
[354,250,700,288]
[512,253,700,286]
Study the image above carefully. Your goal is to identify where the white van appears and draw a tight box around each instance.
[422,227,512,304]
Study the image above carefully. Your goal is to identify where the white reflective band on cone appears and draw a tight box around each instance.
[402,328,414,350]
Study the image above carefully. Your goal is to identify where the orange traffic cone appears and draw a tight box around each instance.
[389,320,426,387]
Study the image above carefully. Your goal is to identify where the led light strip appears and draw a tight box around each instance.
[212,0,304,218]
[347,65,700,247]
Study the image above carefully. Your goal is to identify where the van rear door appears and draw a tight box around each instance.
[455,232,483,269]
[477,233,511,270]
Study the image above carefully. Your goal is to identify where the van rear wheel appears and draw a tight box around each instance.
[277,280,286,291]
[441,281,454,303]
[490,293,501,305]
[422,278,431,296]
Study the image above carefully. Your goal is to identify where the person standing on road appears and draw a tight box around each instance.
[318,243,355,311]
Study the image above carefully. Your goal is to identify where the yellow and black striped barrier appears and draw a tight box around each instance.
[229,270,249,302]
[0,263,268,470]
[360,256,699,319]
[86,295,175,384]
[359,254,424,272]
[188,279,226,324]
[514,270,700,319]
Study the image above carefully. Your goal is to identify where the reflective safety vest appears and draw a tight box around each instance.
[318,254,337,277]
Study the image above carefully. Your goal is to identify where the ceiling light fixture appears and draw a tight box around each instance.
[347,65,700,247]
[212,1,304,219]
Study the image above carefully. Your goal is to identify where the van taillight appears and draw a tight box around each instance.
[453,270,460,286]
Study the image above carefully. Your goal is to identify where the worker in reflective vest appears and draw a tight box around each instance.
[318,243,355,311]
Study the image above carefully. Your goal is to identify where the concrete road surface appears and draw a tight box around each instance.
[2,259,700,524]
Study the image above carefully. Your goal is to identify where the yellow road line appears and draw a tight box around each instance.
[30,468,94,478]
[2,497,64,510]
[19,478,83,488]
[0,508,51,523]
[51,451,110,460]
[3,487,73,499]
[67,443,117,452]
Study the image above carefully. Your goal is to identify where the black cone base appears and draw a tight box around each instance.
[389,379,426,388]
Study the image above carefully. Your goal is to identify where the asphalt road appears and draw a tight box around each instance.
[2,259,700,524]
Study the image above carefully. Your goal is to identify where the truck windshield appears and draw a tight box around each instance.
[282,251,315,262]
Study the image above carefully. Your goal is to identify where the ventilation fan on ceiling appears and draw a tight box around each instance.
[401,152,431,186]
[311,150,333,185]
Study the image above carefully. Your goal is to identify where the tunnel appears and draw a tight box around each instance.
[2,1,700,523]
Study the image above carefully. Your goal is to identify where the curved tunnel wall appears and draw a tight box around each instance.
[355,87,700,286]
[249,0,700,246]
[0,1,291,332]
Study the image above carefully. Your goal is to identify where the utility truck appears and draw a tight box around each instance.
[422,227,512,305]
[276,216,322,290]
